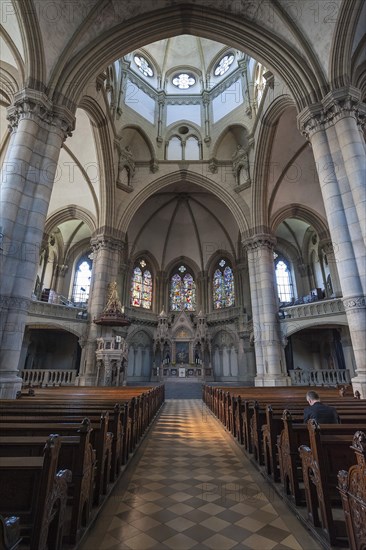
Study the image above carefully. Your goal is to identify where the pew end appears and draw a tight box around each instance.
[0,515,21,550]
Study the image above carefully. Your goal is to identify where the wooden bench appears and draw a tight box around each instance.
[262,403,366,484]
[6,385,165,467]
[0,415,112,506]
[0,418,95,544]
[0,435,71,550]
[0,515,21,550]
[299,420,366,545]
[337,430,366,550]
[1,403,125,480]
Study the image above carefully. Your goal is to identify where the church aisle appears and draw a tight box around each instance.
[79,400,320,550]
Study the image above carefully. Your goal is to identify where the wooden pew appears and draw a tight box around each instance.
[338,430,366,550]
[0,435,71,550]
[0,515,21,550]
[7,385,165,465]
[262,403,366,484]
[0,418,95,544]
[299,420,366,546]
[1,404,124,480]
[0,414,112,506]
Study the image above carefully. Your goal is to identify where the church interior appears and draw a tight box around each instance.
[0,0,365,549]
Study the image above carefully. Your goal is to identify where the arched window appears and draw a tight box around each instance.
[170,266,196,311]
[72,256,92,305]
[166,136,182,160]
[130,259,153,309]
[213,259,235,309]
[275,255,294,303]
[185,136,200,160]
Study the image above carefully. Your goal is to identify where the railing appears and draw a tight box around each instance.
[29,300,88,321]
[280,298,344,320]
[19,369,77,386]
[289,368,351,386]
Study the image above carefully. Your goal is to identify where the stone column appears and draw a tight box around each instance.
[0,89,74,398]
[78,232,124,385]
[298,86,366,397]
[244,234,290,386]
[202,92,211,145]
[295,261,311,297]
[319,240,342,297]
[197,271,208,313]
[157,92,165,145]
[339,328,357,378]
[54,264,69,295]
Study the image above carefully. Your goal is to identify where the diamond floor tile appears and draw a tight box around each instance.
[78,400,322,550]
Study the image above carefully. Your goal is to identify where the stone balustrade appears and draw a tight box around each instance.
[19,369,77,386]
[280,298,344,319]
[28,300,88,321]
[289,368,351,386]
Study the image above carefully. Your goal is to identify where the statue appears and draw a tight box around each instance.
[105,281,124,314]
[117,145,135,186]
[94,281,130,326]
[232,145,251,186]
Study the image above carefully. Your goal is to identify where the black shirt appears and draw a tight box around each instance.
[303,401,340,424]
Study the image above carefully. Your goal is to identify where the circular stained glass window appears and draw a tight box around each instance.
[172,73,196,89]
[134,55,153,77]
[214,54,235,76]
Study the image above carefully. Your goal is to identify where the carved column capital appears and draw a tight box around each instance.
[91,234,124,254]
[343,295,366,311]
[55,264,68,277]
[297,86,366,141]
[242,233,276,253]
[319,239,336,256]
[7,88,75,140]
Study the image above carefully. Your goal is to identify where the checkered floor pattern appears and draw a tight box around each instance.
[79,400,321,549]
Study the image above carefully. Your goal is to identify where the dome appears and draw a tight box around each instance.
[125,35,247,93]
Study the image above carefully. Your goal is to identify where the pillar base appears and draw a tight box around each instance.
[351,375,366,399]
[77,374,98,386]
[0,373,23,399]
[254,374,292,387]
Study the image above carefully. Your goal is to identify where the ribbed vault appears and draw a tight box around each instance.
[118,170,249,236]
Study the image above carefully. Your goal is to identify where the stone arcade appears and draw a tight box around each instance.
[0,0,365,398]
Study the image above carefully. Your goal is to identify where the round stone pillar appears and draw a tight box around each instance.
[298,87,366,397]
[243,234,290,386]
[0,89,74,398]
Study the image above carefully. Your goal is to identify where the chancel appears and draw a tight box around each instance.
[0,1,365,549]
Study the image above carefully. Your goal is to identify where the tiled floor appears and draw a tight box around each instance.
[79,400,321,549]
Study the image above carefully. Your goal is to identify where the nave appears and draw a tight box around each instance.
[79,400,320,550]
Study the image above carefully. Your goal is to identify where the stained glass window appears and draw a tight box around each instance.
[131,260,152,309]
[214,53,234,76]
[213,260,235,309]
[72,257,92,305]
[172,73,196,89]
[275,259,293,303]
[170,269,196,311]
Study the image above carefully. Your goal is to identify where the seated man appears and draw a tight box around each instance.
[304,390,340,423]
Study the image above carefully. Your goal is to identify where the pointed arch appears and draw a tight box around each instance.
[49,4,327,112]
[270,204,330,241]
[78,95,115,227]
[45,206,97,235]
[329,0,364,89]
[118,170,249,236]
[13,0,45,87]
[251,95,297,229]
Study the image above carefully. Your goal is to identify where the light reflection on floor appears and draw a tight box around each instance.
[79,400,321,550]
